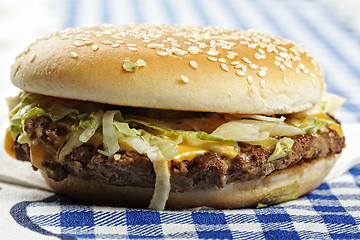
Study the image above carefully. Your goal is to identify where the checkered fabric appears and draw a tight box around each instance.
[10,165,360,239]
[2,0,360,239]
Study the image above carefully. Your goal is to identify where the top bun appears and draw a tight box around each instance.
[11,24,324,114]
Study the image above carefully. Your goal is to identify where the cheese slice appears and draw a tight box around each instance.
[4,128,16,158]
[29,143,46,169]
[312,113,343,137]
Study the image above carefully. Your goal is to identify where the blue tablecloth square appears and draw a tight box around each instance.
[60,210,94,228]
[321,214,357,225]
[191,211,227,225]
[263,230,300,240]
[126,210,161,225]
[196,229,233,239]
[313,205,346,213]
[256,213,292,223]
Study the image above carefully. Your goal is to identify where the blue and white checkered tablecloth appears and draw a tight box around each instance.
[1,0,360,239]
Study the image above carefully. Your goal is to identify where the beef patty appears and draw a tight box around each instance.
[13,115,345,192]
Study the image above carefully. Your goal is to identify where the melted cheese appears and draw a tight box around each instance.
[29,143,46,169]
[172,139,239,162]
[312,113,343,137]
[4,128,16,158]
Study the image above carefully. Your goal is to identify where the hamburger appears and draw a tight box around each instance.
[4,24,345,210]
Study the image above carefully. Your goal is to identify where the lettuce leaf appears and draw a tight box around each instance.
[268,137,294,162]
[102,110,120,154]
[129,119,227,142]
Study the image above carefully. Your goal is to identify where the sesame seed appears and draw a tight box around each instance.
[218,58,226,63]
[71,51,78,59]
[260,79,266,88]
[156,51,167,56]
[29,54,36,62]
[280,52,289,58]
[274,60,281,66]
[92,45,99,51]
[254,52,262,60]
[190,60,199,69]
[275,56,284,61]
[84,40,93,45]
[257,70,267,77]
[184,41,192,45]
[227,51,238,56]
[188,46,201,54]
[277,46,288,52]
[74,41,84,47]
[101,40,112,45]
[198,42,207,49]
[112,43,120,48]
[231,61,240,66]
[127,43,137,47]
[249,64,259,70]
[259,49,265,54]
[207,56,217,62]
[207,49,220,56]
[128,47,137,51]
[147,43,164,49]
[220,63,229,71]
[284,60,292,68]
[116,40,125,44]
[221,45,232,50]
[283,75,289,85]
[250,86,258,92]
[260,66,268,71]
[280,65,286,71]
[236,70,246,77]
[296,67,301,74]
[247,75,253,84]
[298,63,305,70]
[242,57,252,64]
[181,75,189,83]
[174,48,187,56]
[235,64,245,69]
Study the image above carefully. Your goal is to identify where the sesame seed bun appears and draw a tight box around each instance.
[43,154,339,209]
[11,24,324,114]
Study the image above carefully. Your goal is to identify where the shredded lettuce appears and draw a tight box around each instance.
[9,93,44,140]
[102,110,121,154]
[114,121,139,136]
[149,160,171,210]
[58,129,85,163]
[268,137,294,162]
[47,107,79,122]
[319,92,346,115]
[211,120,304,142]
[79,110,104,143]
[139,130,178,160]
[130,119,227,142]
[76,112,97,130]
[16,107,47,144]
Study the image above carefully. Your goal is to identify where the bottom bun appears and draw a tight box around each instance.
[43,154,339,209]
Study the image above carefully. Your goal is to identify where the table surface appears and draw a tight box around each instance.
[0,0,360,239]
